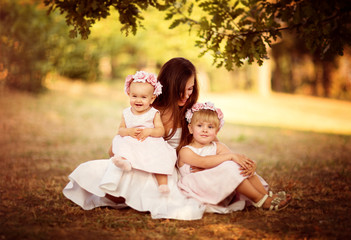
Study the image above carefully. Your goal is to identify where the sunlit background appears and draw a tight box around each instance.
[1,2,351,239]
[1,1,351,135]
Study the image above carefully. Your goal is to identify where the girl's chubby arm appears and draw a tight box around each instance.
[178,145,235,169]
[138,112,165,141]
[217,142,256,175]
[108,117,130,157]
[118,116,142,138]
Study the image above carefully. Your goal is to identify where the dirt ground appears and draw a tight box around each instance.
[1,82,351,239]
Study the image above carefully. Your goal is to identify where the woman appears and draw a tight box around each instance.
[63,57,205,220]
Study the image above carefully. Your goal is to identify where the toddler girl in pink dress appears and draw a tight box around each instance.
[177,102,292,211]
[111,71,176,194]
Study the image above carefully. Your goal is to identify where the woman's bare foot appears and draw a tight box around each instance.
[111,156,132,171]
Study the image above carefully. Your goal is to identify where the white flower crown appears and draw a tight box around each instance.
[185,102,225,129]
[124,71,162,96]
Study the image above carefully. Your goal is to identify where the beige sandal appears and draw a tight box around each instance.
[269,190,287,199]
[252,194,291,211]
[252,194,269,208]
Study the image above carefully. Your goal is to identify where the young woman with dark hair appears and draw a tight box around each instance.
[63,57,205,220]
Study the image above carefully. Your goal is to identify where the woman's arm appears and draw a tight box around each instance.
[108,145,114,157]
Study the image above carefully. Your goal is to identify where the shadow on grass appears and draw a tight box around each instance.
[1,86,350,239]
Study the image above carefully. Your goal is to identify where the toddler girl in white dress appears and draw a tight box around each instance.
[178,102,292,211]
[111,71,176,194]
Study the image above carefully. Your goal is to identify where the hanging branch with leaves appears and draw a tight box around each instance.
[45,0,351,70]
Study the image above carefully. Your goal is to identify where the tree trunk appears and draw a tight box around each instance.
[322,61,331,98]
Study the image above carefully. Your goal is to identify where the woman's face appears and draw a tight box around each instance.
[178,75,195,106]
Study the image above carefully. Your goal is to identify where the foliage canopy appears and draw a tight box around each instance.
[45,0,351,70]
[0,0,57,92]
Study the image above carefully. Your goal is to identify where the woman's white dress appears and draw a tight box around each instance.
[112,107,176,174]
[178,142,269,213]
[63,130,269,219]
[62,129,205,220]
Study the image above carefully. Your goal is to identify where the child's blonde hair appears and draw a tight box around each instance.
[179,101,224,152]
[190,109,220,130]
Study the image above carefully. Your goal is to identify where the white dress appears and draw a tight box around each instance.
[62,129,205,220]
[112,107,176,174]
[178,142,269,213]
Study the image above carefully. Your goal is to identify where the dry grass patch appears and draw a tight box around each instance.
[1,81,350,239]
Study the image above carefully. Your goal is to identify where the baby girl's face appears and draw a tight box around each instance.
[128,82,156,115]
[188,120,218,147]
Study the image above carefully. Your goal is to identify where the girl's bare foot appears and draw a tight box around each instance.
[111,156,132,171]
[158,184,170,194]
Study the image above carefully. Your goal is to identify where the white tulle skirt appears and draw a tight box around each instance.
[63,160,269,219]
[112,135,177,174]
[62,159,205,220]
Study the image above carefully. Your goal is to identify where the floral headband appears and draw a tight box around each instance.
[124,71,163,96]
[185,102,225,129]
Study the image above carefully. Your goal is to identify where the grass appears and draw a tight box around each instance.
[1,79,351,240]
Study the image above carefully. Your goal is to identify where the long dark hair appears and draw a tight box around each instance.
[153,57,199,150]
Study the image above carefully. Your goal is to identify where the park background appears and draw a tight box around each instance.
[1,0,351,239]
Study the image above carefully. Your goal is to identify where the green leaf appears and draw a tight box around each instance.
[169,19,182,29]
[188,3,194,15]
[165,12,174,20]
[69,29,78,38]
[240,0,249,7]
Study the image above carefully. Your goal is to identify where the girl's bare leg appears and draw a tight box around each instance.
[155,174,170,194]
[247,175,292,202]
[247,175,268,195]
[236,179,265,203]
[236,179,290,209]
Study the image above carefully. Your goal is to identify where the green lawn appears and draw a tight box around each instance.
[1,80,350,239]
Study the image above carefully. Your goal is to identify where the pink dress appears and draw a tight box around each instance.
[178,142,268,212]
[112,107,176,174]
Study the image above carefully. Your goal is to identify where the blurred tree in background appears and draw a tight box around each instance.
[44,0,351,69]
[0,0,101,92]
[43,0,351,99]
[55,37,101,81]
[0,0,58,92]
[270,33,351,99]
[1,0,350,100]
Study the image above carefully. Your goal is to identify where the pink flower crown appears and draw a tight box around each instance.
[185,102,225,129]
[124,71,163,96]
